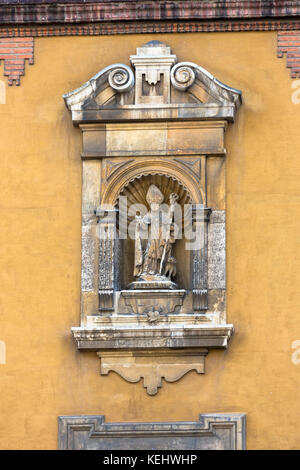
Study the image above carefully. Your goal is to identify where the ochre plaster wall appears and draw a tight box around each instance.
[0,32,299,449]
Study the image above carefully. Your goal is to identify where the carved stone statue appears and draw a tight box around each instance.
[133,185,179,286]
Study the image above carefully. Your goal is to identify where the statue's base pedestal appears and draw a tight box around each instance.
[129,273,178,290]
[128,279,178,290]
[121,288,186,315]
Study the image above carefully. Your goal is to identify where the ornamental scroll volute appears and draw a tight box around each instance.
[64,41,242,395]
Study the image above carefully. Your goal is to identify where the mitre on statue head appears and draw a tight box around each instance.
[146,184,164,206]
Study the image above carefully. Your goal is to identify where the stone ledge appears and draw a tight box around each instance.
[72,324,234,351]
[71,104,237,126]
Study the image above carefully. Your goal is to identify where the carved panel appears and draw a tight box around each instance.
[58,413,246,450]
[192,207,211,311]
[97,210,117,312]
[121,289,186,315]
[104,159,134,181]
[174,157,201,179]
[100,156,205,206]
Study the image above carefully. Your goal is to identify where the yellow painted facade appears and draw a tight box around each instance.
[0,32,299,449]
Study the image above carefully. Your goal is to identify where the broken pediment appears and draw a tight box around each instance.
[64,40,242,124]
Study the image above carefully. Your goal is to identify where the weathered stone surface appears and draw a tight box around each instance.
[130,41,176,105]
[210,210,226,224]
[72,324,234,351]
[82,159,102,213]
[98,349,207,395]
[208,289,226,315]
[81,218,97,292]
[72,105,238,126]
[58,413,246,450]
[208,211,226,289]
[121,289,186,315]
[80,122,226,158]
[206,156,225,211]
[64,41,241,126]
[81,160,101,315]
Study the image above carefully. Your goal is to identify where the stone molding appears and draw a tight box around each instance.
[72,324,234,350]
[58,413,246,450]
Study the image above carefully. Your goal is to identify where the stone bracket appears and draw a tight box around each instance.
[72,324,233,395]
[97,349,207,395]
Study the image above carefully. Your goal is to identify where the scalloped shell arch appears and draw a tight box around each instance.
[117,173,192,209]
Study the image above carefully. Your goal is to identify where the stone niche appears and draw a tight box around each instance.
[64,41,242,396]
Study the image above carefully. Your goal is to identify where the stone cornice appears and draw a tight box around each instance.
[72,324,234,350]
[0,1,300,25]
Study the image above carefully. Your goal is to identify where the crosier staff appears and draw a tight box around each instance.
[133,214,143,277]
[159,193,179,275]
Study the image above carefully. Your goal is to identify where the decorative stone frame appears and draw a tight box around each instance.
[64,41,242,395]
[58,413,246,450]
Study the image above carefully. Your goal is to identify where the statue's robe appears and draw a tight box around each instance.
[134,210,176,277]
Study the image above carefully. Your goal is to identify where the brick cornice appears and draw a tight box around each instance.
[0,1,300,25]
[1,2,299,86]
[2,19,300,38]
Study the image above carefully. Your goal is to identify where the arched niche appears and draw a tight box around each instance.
[101,159,204,207]
[114,173,194,290]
